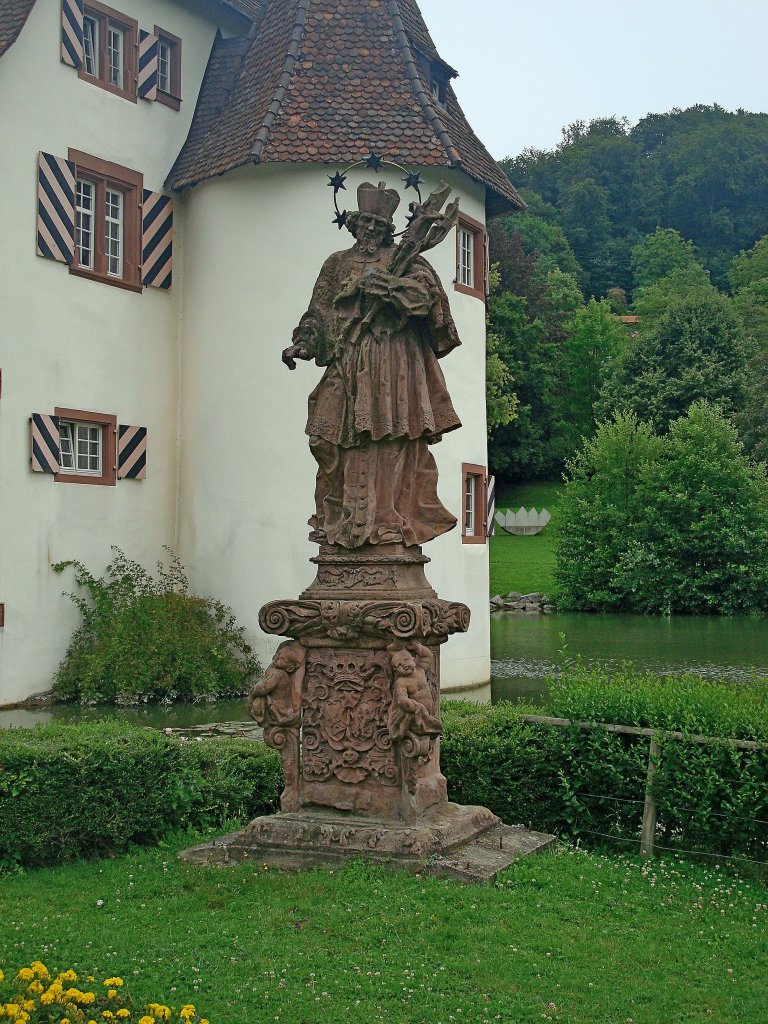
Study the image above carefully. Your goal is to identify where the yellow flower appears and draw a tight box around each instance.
[200,1019,209,1024]
[107,990,118,1000]
[14,970,35,984]
[59,971,78,984]
[79,993,96,1006]
[103,979,124,989]
[27,982,43,996]
[137,1017,156,1024]
[0,970,4,983]
[102,1013,115,1021]
[179,1006,195,1021]
[116,1011,131,1020]
[30,962,49,980]
[21,1001,36,1013]
[5,1004,20,1017]
[62,1019,72,1024]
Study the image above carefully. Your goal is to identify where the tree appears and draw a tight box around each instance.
[619,403,768,614]
[735,351,768,463]
[632,263,713,322]
[728,235,768,290]
[554,413,663,610]
[729,236,768,352]
[563,299,627,440]
[555,404,768,614]
[630,228,700,291]
[597,289,746,431]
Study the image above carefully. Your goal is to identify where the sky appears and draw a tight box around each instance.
[417,0,768,160]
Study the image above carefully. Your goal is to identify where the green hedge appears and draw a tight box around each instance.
[0,721,281,870]
[442,669,768,861]
[3,671,766,870]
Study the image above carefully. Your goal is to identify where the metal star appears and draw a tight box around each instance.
[403,171,423,191]
[333,210,348,230]
[327,172,347,191]
[364,152,385,171]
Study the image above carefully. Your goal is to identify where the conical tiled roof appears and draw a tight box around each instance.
[167,0,523,214]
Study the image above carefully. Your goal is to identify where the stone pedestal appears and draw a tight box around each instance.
[180,546,555,883]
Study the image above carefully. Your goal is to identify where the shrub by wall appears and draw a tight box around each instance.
[52,548,260,704]
[0,722,281,870]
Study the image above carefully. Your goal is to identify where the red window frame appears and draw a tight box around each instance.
[54,407,117,487]
[461,463,487,545]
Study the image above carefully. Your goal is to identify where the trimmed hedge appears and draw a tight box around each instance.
[3,670,766,869]
[0,721,281,870]
[441,672,768,861]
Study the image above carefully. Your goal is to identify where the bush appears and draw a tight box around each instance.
[555,403,768,613]
[53,548,260,704]
[443,668,768,860]
[0,721,281,870]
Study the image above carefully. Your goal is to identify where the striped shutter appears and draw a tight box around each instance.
[141,190,173,289]
[484,233,491,297]
[31,414,61,474]
[37,152,76,264]
[138,31,159,100]
[486,474,496,537]
[117,425,147,479]
[61,0,84,68]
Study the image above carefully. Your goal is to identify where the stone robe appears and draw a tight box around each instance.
[295,243,462,548]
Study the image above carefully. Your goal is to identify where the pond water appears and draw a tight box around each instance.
[2,613,767,728]
[491,611,768,705]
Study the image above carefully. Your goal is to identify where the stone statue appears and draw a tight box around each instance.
[246,640,305,727]
[388,640,442,743]
[180,172,556,879]
[281,181,462,549]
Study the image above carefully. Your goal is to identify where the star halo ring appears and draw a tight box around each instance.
[327,152,424,232]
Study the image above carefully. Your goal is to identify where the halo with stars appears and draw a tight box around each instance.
[327,152,425,233]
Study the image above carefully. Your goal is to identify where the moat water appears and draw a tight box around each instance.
[2,612,767,728]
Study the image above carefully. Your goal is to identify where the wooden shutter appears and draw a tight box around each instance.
[61,0,84,67]
[138,31,159,100]
[141,190,173,289]
[30,414,61,473]
[37,152,76,264]
[486,474,496,537]
[117,425,147,479]
[484,233,491,297]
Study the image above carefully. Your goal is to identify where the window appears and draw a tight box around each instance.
[155,26,182,110]
[455,214,488,300]
[430,72,448,107]
[461,464,487,545]
[78,1,137,102]
[54,408,117,486]
[69,150,142,291]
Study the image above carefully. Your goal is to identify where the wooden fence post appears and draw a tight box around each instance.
[640,735,660,859]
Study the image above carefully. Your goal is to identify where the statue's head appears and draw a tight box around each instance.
[273,641,306,673]
[346,181,400,248]
[391,649,416,675]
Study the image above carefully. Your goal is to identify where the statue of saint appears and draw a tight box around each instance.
[282,181,462,549]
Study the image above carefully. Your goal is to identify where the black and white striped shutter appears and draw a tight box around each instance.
[138,31,159,100]
[141,191,173,289]
[486,474,496,537]
[37,152,76,264]
[117,425,147,479]
[30,414,61,474]
[61,0,84,68]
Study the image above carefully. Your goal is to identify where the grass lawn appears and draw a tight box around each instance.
[1,834,766,1024]
[491,479,563,596]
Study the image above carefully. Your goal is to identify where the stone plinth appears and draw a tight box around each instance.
[180,545,555,882]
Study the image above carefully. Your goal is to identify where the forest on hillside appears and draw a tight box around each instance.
[487,104,768,482]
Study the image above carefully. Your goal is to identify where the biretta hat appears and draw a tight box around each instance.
[357,181,400,220]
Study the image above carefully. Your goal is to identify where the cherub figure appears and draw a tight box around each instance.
[247,641,306,727]
[387,641,442,742]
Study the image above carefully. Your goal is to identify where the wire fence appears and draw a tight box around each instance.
[520,714,768,866]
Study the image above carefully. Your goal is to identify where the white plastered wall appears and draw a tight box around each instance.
[0,0,225,702]
[178,163,491,691]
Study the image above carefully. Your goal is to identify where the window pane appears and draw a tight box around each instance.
[108,24,124,88]
[76,179,95,270]
[59,423,74,470]
[459,229,474,288]
[83,16,98,76]
[158,41,171,93]
[464,475,475,535]
[74,423,101,473]
[105,188,123,278]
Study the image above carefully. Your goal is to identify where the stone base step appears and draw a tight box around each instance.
[179,806,556,884]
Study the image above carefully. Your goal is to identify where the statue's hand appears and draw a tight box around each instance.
[282,344,310,370]
[362,269,397,297]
